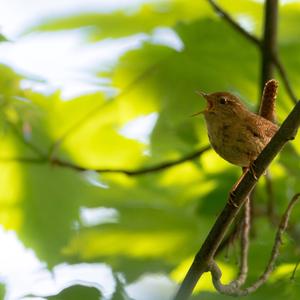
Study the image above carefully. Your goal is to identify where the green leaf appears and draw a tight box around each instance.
[28,1,211,41]
[0,33,9,42]
[48,285,102,300]
[0,1,300,299]
[0,283,5,300]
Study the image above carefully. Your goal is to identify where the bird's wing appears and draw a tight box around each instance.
[244,113,278,139]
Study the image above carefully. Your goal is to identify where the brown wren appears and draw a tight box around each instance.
[194,91,278,169]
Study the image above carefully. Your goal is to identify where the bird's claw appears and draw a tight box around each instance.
[228,191,239,208]
[249,163,258,181]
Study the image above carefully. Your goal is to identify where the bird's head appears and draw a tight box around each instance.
[193,91,247,118]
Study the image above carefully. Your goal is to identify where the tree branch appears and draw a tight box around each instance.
[246,194,300,292]
[173,100,300,300]
[207,0,260,46]
[51,145,210,175]
[271,54,298,104]
[261,0,278,91]
[0,145,210,175]
[206,0,298,104]
[210,193,300,296]
[290,257,300,280]
[231,197,250,288]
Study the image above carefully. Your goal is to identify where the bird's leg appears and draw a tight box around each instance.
[228,164,252,208]
[228,190,239,208]
[227,168,248,208]
[244,163,258,181]
[227,163,258,208]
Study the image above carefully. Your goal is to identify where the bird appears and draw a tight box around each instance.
[194,91,278,169]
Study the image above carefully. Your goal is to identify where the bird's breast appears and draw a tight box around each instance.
[204,114,258,167]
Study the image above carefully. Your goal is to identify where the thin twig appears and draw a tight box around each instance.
[0,145,210,175]
[290,257,300,280]
[51,145,210,175]
[207,0,260,46]
[206,0,298,105]
[173,101,300,300]
[210,193,300,296]
[243,193,300,293]
[272,54,298,104]
[232,197,251,288]
[215,194,252,289]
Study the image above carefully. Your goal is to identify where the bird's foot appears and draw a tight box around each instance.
[228,191,239,208]
[249,163,258,181]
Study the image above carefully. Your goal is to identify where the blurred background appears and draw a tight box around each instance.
[0,0,300,299]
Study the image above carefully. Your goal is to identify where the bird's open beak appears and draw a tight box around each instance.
[191,90,212,116]
[195,90,208,98]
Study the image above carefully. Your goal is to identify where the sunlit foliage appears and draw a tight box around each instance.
[0,1,300,299]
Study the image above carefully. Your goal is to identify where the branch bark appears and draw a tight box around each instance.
[231,197,250,288]
[50,146,210,175]
[207,0,260,46]
[210,193,300,296]
[173,100,300,300]
[0,146,210,176]
[261,0,278,91]
[206,0,298,104]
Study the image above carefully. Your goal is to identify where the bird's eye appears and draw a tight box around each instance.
[219,97,227,104]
